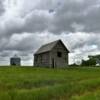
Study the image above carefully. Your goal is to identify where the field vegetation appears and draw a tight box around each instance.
[0,66,99,100]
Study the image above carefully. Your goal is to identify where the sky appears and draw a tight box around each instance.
[0,0,100,65]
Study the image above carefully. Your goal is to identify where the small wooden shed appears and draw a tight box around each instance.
[34,40,69,68]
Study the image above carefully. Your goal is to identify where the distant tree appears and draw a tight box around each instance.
[81,58,96,66]
[70,63,78,67]
[89,55,100,65]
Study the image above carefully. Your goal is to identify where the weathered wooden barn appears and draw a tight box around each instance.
[34,40,69,68]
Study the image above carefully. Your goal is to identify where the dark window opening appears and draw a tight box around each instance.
[57,52,62,57]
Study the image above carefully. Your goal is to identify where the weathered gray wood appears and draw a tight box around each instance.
[34,40,69,68]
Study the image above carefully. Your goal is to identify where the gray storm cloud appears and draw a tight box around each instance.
[0,0,100,65]
[1,0,100,36]
[0,0,5,15]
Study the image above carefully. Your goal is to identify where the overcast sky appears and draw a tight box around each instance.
[0,0,100,65]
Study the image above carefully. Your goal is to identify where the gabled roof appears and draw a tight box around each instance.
[35,39,69,55]
[11,54,20,59]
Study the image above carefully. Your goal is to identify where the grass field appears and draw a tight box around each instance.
[0,66,100,100]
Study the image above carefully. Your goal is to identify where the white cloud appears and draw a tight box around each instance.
[0,0,100,65]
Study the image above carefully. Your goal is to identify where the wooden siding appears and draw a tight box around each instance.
[34,40,69,68]
[50,41,68,68]
[34,52,50,67]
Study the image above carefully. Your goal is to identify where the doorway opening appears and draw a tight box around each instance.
[52,58,55,68]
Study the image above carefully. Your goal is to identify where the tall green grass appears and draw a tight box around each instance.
[0,67,99,99]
